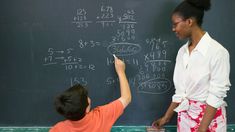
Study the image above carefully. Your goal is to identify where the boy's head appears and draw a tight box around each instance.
[54,84,89,121]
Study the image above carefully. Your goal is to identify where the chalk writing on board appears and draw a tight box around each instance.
[144,50,168,61]
[107,42,141,56]
[70,77,88,86]
[105,76,136,88]
[96,5,115,28]
[137,78,171,94]
[64,63,95,71]
[43,48,95,71]
[72,9,92,28]
[43,48,74,66]
[112,23,136,42]
[77,39,101,49]
[106,57,139,66]
[45,5,171,94]
[118,10,136,24]
[146,38,167,50]
[131,37,172,94]
[72,7,137,29]
[134,70,170,94]
[110,9,136,43]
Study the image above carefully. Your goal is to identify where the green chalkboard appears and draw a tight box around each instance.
[0,0,234,126]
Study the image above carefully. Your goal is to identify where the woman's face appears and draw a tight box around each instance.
[171,13,191,40]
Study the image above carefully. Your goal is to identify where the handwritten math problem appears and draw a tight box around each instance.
[42,4,174,95]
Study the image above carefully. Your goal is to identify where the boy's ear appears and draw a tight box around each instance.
[85,97,91,113]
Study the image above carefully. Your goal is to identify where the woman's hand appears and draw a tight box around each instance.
[152,116,169,129]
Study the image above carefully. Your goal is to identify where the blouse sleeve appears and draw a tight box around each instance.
[206,49,231,108]
[172,47,185,103]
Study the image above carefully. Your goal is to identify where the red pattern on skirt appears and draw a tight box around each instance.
[177,100,226,132]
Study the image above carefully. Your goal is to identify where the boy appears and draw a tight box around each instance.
[50,56,131,132]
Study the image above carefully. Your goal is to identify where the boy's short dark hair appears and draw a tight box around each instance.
[54,84,89,121]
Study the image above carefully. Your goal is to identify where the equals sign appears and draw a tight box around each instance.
[55,57,65,60]
[133,58,139,66]
[55,51,64,54]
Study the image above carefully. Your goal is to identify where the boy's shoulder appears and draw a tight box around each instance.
[50,121,67,132]
[93,99,123,111]
[49,120,70,132]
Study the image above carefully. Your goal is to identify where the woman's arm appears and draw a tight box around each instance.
[153,102,179,128]
[198,104,217,132]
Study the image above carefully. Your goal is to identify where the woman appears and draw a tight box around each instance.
[153,0,231,131]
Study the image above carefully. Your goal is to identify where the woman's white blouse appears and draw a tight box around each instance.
[173,32,231,112]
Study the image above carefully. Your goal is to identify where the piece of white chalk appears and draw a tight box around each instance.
[146,127,165,132]
[113,54,117,58]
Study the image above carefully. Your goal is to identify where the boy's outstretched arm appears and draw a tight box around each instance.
[114,55,132,108]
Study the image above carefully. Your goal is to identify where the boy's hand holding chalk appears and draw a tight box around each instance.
[113,54,125,74]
